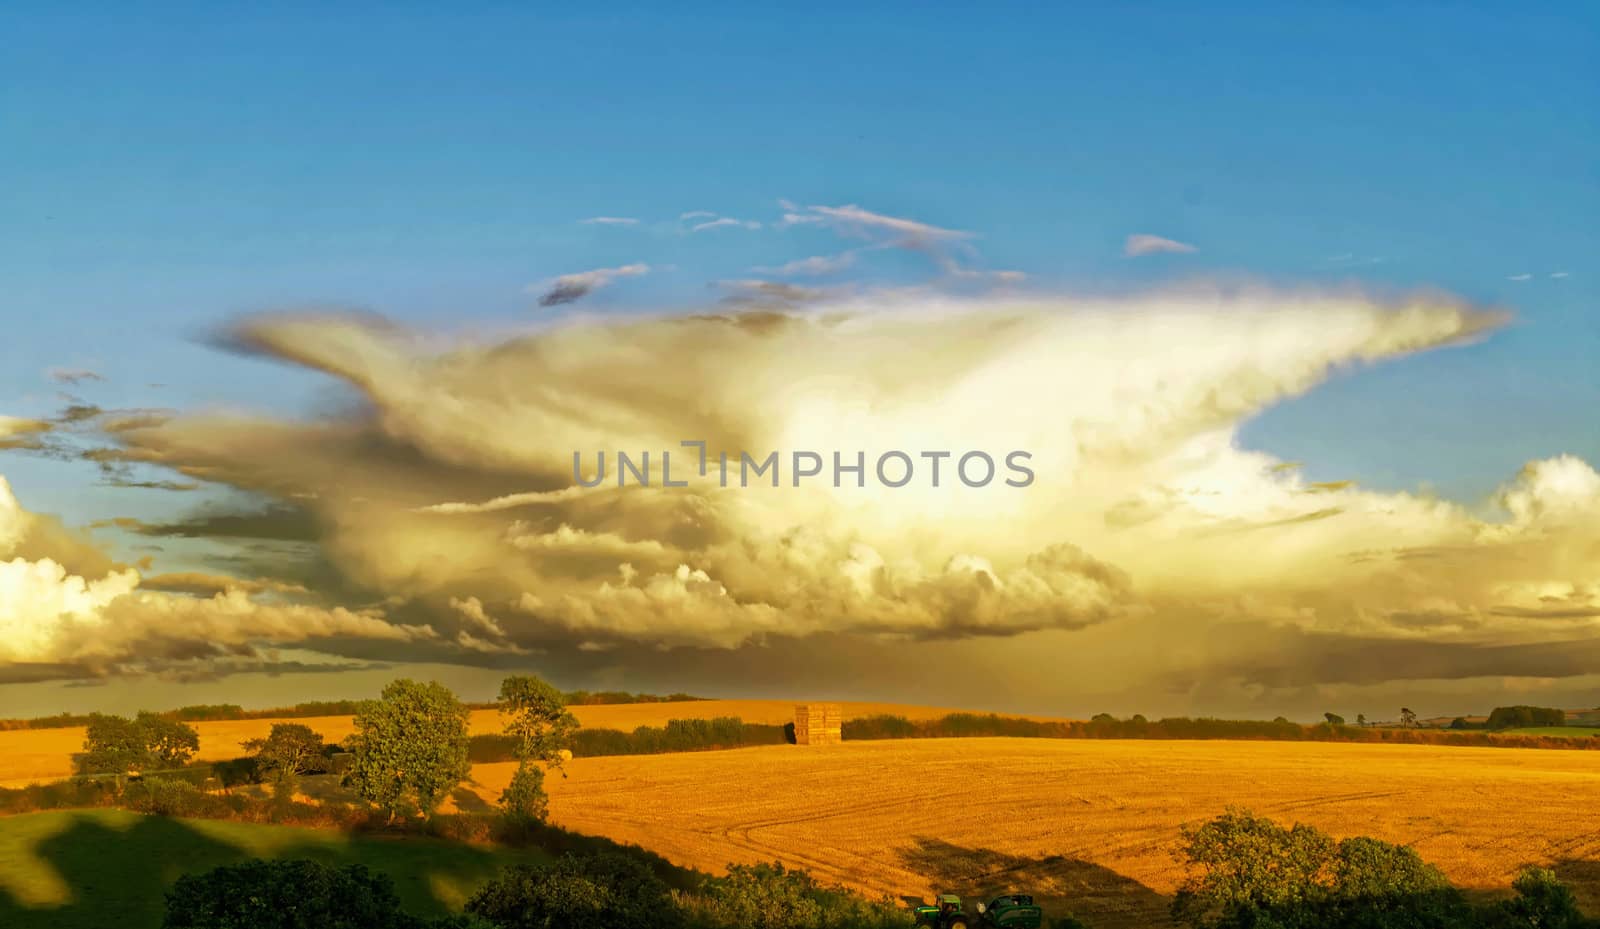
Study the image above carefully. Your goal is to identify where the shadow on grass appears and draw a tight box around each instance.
[898,837,1175,928]
[0,810,535,929]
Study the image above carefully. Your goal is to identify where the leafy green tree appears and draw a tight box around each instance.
[466,852,683,929]
[242,723,327,789]
[75,713,153,777]
[1324,713,1346,726]
[1400,707,1418,728]
[1172,807,1335,927]
[499,675,579,769]
[1174,810,1483,928]
[138,712,201,767]
[1356,714,1367,727]
[345,679,471,818]
[496,674,578,824]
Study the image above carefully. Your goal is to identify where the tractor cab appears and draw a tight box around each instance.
[914,894,970,929]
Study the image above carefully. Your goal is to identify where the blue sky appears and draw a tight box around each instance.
[2,2,1595,524]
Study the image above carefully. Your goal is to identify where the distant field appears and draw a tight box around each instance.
[0,809,546,929]
[1503,726,1600,738]
[0,700,996,788]
[458,738,1600,929]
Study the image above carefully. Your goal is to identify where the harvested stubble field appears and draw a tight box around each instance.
[0,700,983,787]
[462,738,1600,929]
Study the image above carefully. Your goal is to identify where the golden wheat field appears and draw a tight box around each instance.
[461,738,1600,929]
[0,700,985,787]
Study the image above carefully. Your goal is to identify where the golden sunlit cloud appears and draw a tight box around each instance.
[6,284,1598,701]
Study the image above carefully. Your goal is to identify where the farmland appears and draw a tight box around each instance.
[461,737,1600,929]
[0,700,996,788]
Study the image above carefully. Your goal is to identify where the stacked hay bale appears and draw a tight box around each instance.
[794,702,842,745]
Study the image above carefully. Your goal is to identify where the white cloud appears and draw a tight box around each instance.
[530,263,652,307]
[752,252,858,276]
[1550,271,1570,279]
[806,204,970,242]
[138,290,1533,657]
[47,368,105,385]
[579,216,640,226]
[1125,234,1198,257]
[1508,273,1533,282]
[0,475,436,671]
[691,217,762,232]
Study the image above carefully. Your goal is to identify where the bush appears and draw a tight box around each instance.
[684,861,910,929]
[500,763,549,825]
[123,777,234,818]
[0,778,117,815]
[1480,866,1599,929]
[162,858,464,929]
[466,852,684,929]
[1168,810,1590,928]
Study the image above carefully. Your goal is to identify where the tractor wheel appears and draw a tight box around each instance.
[950,922,968,929]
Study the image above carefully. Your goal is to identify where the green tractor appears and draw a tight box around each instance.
[914,893,1043,929]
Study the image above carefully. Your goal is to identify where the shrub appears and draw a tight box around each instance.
[1480,866,1598,929]
[162,858,442,929]
[684,861,910,929]
[466,852,684,929]
[500,763,549,825]
[1171,809,1534,928]
[123,777,233,818]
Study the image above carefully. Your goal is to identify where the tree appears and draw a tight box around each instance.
[1486,705,1566,730]
[1450,717,1470,730]
[138,712,201,767]
[74,712,199,779]
[242,723,327,789]
[499,675,579,769]
[76,714,153,777]
[1324,713,1345,726]
[466,852,683,929]
[1171,807,1334,927]
[1400,707,1418,728]
[1356,714,1367,728]
[345,679,471,818]
[496,675,578,824]
[1172,809,1480,929]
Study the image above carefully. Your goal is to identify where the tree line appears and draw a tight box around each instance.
[2,690,706,732]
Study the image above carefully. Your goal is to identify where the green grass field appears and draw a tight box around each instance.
[1502,726,1600,738]
[0,810,547,929]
